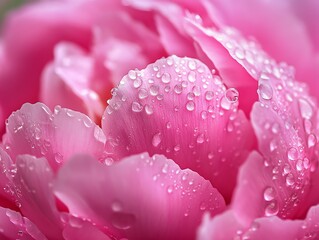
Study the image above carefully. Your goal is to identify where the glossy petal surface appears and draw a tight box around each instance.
[55,153,225,240]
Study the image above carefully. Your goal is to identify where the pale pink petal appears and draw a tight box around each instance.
[230,34,319,222]
[197,209,301,240]
[0,0,117,135]
[41,42,106,121]
[197,204,319,239]
[13,155,62,239]
[207,0,319,98]
[102,56,254,202]
[3,103,105,170]
[0,147,17,209]
[54,153,226,240]
[0,207,47,240]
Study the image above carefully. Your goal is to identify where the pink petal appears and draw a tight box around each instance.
[0,0,116,136]
[13,155,62,239]
[231,40,319,222]
[54,153,226,240]
[41,42,106,121]
[62,214,112,240]
[197,209,302,240]
[102,56,254,202]
[0,207,47,240]
[197,204,319,239]
[0,147,18,210]
[208,0,319,98]
[3,103,105,170]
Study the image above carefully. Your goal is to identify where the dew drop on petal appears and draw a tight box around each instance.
[186,101,195,111]
[196,134,205,144]
[265,201,279,216]
[299,99,313,120]
[187,71,196,82]
[138,88,148,99]
[263,187,275,201]
[161,73,171,84]
[287,147,298,161]
[307,134,317,148]
[286,173,295,186]
[225,88,239,103]
[258,82,273,100]
[111,212,136,230]
[150,85,159,96]
[152,133,162,147]
[132,102,143,112]
[205,91,214,101]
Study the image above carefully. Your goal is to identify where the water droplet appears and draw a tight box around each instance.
[144,105,154,115]
[192,86,201,96]
[299,99,313,120]
[296,160,303,171]
[128,70,137,80]
[187,92,195,100]
[186,101,195,111]
[286,173,295,186]
[287,147,298,161]
[187,71,196,82]
[308,134,317,148]
[104,157,114,166]
[265,201,279,216]
[258,82,273,100]
[196,134,205,144]
[263,187,275,201]
[167,186,173,194]
[111,212,136,230]
[225,88,239,103]
[162,163,168,173]
[174,145,180,152]
[54,153,63,163]
[150,85,159,96]
[271,123,280,134]
[304,119,312,134]
[201,111,208,120]
[152,133,162,147]
[166,122,172,129]
[303,157,310,169]
[133,78,142,88]
[205,91,214,101]
[174,84,183,94]
[132,102,143,112]
[138,88,148,99]
[112,201,122,212]
[188,60,196,70]
[161,73,171,84]
[166,58,173,66]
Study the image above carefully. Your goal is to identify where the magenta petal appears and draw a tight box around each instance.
[3,102,105,170]
[13,155,62,239]
[54,153,225,240]
[0,207,46,240]
[102,56,254,201]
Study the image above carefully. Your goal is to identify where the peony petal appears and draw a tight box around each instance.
[3,103,105,170]
[232,38,319,222]
[102,56,254,202]
[197,204,319,240]
[41,42,106,121]
[0,207,47,240]
[0,147,18,209]
[54,153,226,240]
[196,209,301,240]
[13,155,62,239]
[0,0,118,135]
[208,0,319,98]
[62,214,112,240]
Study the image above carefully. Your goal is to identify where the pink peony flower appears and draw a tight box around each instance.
[1,0,319,239]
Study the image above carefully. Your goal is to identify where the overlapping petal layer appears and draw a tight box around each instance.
[55,153,225,240]
[102,55,254,201]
